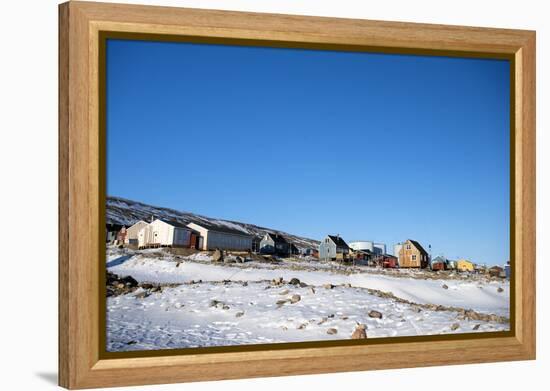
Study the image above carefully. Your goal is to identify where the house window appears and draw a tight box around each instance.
[406,244,411,250]
[412,254,417,261]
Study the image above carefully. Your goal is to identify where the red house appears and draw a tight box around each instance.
[382,255,398,268]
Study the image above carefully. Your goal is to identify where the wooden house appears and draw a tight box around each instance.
[456,259,475,272]
[137,219,193,249]
[488,265,504,278]
[398,239,429,268]
[430,256,447,271]
[260,233,290,256]
[381,254,398,268]
[319,235,350,261]
[124,220,148,245]
[187,222,252,251]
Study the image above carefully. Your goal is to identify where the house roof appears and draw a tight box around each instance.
[266,233,289,244]
[189,221,252,237]
[432,256,447,263]
[409,239,428,255]
[328,235,349,249]
[157,219,190,229]
[128,220,147,229]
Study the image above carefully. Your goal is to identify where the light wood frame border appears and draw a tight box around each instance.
[59,1,536,389]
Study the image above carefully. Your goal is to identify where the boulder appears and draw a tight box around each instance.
[450,323,460,331]
[442,284,449,289]
[121,275,138,287]
[326,328,338,335]
[290,294,301,304]
[289,278,301,285]
[323,283,335,289]
[497,287,504,293]
[279,289,290,295]
[472,324,481,330]
[106,272,119,285]
[140,283,154,290]
[351,324,367,339]
[235,311,245,318]
[368,310,383,319]
[134,290,150,299]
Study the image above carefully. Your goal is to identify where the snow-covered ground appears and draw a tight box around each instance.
[106,249,510,352]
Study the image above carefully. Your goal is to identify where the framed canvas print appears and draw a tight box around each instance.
[58,1,536,389]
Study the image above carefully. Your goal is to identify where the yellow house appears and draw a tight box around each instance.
[456,259,474,272]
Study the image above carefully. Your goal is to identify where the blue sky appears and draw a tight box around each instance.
[106,39,510,265]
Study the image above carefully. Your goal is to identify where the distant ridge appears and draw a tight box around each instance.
[106,196,320,250]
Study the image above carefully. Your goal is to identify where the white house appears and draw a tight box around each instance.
[137,219,192,248]
[187,222,252,251]
[124,220,148,245]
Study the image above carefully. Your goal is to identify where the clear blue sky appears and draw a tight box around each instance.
[106,39,510,265]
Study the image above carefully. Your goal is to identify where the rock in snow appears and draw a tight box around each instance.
[351,324,367,339]
[368,310,383,319]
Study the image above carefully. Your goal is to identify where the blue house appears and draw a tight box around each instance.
[319,235,350,261]
[260,233,290,256]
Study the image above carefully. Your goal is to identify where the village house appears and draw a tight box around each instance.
[251,235,262,253]
[488,265,505,278]
[430,256,447,271]
[456,259,475,272]
[106,223,123,243]
[300,247,317,257]
[187,222,252,251]
[260,233,290,256]
[446,259,457,270]
[319,235,350,261]
[137,219,194,249]
[397,239,429,268]
[116,226,127,244]
[381,254,398,268]
[350,249,372,263]
[124,220,148,246]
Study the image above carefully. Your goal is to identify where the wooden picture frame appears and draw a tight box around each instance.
[59,1,536,389]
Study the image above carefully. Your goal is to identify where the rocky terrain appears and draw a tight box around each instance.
[105,247,510,352]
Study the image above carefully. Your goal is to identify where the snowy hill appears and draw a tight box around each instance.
[107,196,320,249]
